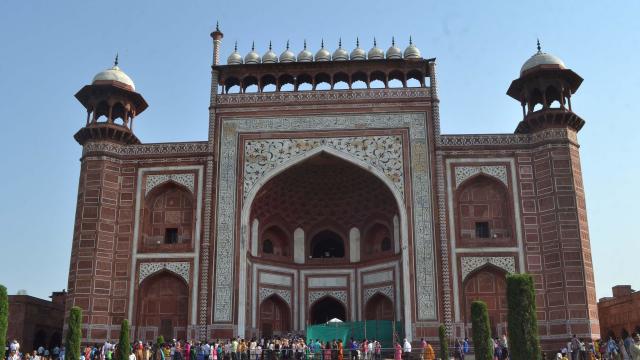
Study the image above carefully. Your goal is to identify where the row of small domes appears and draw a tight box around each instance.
[227,38,422,65]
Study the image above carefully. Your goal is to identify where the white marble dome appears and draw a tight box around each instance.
[92,65,135,90]
[350,38,366,60]
[227,42,243,65]
[315,40,331,62]
[521,50,566,74]
[332,39,349,61]
[245,43,261,64]
[403,37,422,59]
[298,40,313,62]
[386,37,402,59]
[368,38,384,60]
[279,41,296,63]
[262,42,278,64]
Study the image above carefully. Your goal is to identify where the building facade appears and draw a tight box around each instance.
[65,26,599,349]
[8,291,66,352]
[598,285,640,339]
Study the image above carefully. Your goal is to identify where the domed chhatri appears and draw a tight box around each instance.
[403,36,422,59]
[279,41,296,63]
[262,41,278,64]
[244,42,261,64]
[368,38,384,60]
[92,55,136,90]
[227,41,243,65]
[520,40,566,75]
[315,39,331,62]
[350,38,366,60]
[332,38,349,61]
[297,40,313,62]
[386,37,402,59]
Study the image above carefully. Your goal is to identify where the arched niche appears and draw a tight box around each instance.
[309,296,347,324]
[461,265,508,337]
[361,220,393,260]
[136,271,189,341]
[364,293,394,321]
[141,182,195,251]
[260,224,291,259]
[456,174,512,243]
[310,229,345,259]
[259,295,291,338]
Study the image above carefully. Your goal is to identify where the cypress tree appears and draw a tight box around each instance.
[0,285,8,352]
[116,319,131,360]
[507,273,541,360]
[438,324,448,360]
[65,306,83,360]
[471,301,493,360]
[156,336,164,346]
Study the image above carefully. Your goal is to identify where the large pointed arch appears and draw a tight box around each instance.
[238,146,411,337]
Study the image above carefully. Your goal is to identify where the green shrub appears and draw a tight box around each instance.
[471,301,493,360]
[507,273,541,360]
[0,285,8,352]
[65,306,83,360]
[438,324,449,360]
[116,319,130,360]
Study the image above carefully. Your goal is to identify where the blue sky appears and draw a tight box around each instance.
[0,0,638,301]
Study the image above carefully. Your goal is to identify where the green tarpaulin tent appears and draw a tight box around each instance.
[306,320,403,349]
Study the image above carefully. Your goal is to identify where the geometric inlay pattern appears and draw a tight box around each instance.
[138,262,190,284]
[363,285,394,306]
[259,287,292,307]
[214,112,437,322]
[244,136,404,198]
[454,166,508,188]
[460,256,516,281]
[145,173,195,195]
[308,290,348,307]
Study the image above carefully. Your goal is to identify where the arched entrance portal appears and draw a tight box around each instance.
[462,266,507,336]
[137,272,189,340]
[365,294,394,321]
[310,297,346,324]
[259,295,291,338]
[242,150,411,337]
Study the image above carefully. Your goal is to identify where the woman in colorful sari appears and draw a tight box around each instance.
[394,343,402,360]
[337,341,343,360]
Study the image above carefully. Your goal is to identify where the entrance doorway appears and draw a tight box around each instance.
[259,295,291,337]
[364,294,394,321]
[310,297,346,324]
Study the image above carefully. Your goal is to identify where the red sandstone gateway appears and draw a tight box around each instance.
[65,24,597,352]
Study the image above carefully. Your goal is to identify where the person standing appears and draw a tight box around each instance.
[402,339,411,360]
[422,341,434,360]
[394,343,402,360]
[629,334,640,360]
[570,335,581,360]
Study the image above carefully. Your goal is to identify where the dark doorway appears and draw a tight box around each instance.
[34,329,47,349]
[310,297,346,324]
[310,230,345,258]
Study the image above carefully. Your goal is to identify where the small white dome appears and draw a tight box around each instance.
[262,42,278,64]
[279,41,296,63]
[403,36,422,59]
[245,42,261,64]
[298,40,313,62]
[368,38,384,60]
[92,64,135,90]
[227,42,243,65]
[315,40,331,62]
[386,37,402,59]
[350,38,366,60]
[332,39,348,61]
[520,49,566,74]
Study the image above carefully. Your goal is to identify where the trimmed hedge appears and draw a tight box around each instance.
[438,324,448,360]
[116,319,131,360]
[65,306,83,360]
[0,285,8,352]
[471,301,493,360]
[507,273,541,360]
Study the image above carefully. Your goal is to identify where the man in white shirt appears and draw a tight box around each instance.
[10,340,20,354]
[402,339,411,360]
